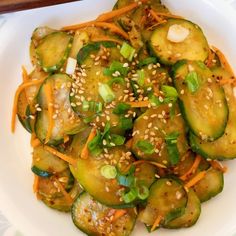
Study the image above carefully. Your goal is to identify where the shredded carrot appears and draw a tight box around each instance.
[140,15,147,25]
[212,46,235,76]
[149,9,164,23]
[31,137,41,148]
[44,83,54,144]
[110,209,127,223]
[127,100,150,108]
[22,66,29,82]
[64,135,70,144]
[151,215,163,232]
[96,0,148,22]
[63,22,129,39]
[33,174,39,193]
[210,160,228,173]
[54,178,73,204]
[91,37,123,45]
[184,171,206,189]
[44,145,77,166]
[206,49,215,68]
[154,12,183,19]
[179,155,202,181]
[80,128,97,159]
[125,138,133,149]
[11,78,45,133]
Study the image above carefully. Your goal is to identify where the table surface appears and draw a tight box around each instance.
[0,0,236,235]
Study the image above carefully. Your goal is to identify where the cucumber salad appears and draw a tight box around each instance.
[11,0,236,235]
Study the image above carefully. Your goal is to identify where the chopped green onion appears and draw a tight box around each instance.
[110,134,125,146]
[130,81,139,98]
[113,103,131,115]
[104,61,129,77]
[83,115,95,124]
[161,85,178,99]
[88,131,101,152]
[185,71,200,93]
[120,117,133,130]
[137,185,149,200]
[138,57,157,68]
[107,77,125,86]
[136,140,155,155]
[120,42,136,61]
[149,94,162,106]
[82,100,90,111]
[100,165,117,179]
[165,132,180,165]
[116,165,135,187]
[122,188,137,203]
[95,102,103,113]
[137,70,145,86]
[98,83,115,103]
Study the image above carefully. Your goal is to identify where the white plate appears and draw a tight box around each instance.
[1,0,236,235]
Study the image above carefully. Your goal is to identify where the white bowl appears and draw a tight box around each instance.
[1,0,236,235]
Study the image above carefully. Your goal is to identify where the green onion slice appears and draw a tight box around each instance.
[120,42,136,61]
[185,71,200,93]
[98,83,115,103]
[100,165,117,179]
[136,140,155,155]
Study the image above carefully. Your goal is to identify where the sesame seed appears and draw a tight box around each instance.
[180,89,185,95]
[166,181,172,186]
[29,115,35,120]
[71,103,76,107]
[52,114,58,119]
[36,107,42,112]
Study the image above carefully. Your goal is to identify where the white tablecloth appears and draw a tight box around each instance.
[0,0,236,235]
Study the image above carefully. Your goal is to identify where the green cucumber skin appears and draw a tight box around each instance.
[36,32,73,73]
[31,166,52,178]
[172,60,228,141]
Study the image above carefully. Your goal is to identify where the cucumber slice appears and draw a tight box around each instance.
[192,168,224,202]
[190,69,236,159]
[38,169,77,212]
[32,145,68,176]
[139,178,187,226]
[149,19,209,65]
[165,189,201,228]
[35,73,82,145]
[17,91,32,133]
[36,32,73,72]
[72,192,136,236]
[173,60,228,141]
[69,130,135,208]
[132,105,189,166]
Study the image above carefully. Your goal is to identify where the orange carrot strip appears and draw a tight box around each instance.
[149,9,164,22]
[127,100,150,108]
[44,83,54,144]
[91,37,123,45]
[96,0,148,22]
[206,49,215,68]
[155,12,183,19]
[11,78,45,133]
[212,46,235,76]
[179,155,202,181]
[54,178,73,204]
[184,171,206,189]
[151,215,163,232]
[210,160,228,173]
[81,128,97,159]
[22,66,29,82]
[44,146,77,166]
[111,209,127,223]
[33,174,39,193]
[125,138,133,149]
[63,22,129,39]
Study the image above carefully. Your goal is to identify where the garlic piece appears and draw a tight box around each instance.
[66,57,77,75]
[167,24,190,43]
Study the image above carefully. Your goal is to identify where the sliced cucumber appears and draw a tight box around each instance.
[192,168,224,202]
[149,19,209,65]
[190,69,236,159]
[30,27,57,65]
[173,60,228,141]
[72,192,136,236]
[132,105,189,166]
[36,32,73,72]
[17,91,32,133]
[165,189,201,228]
[139,178,187,226]
[35,73,82,145]
[38,169,76,212]
[32,145,68,177]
